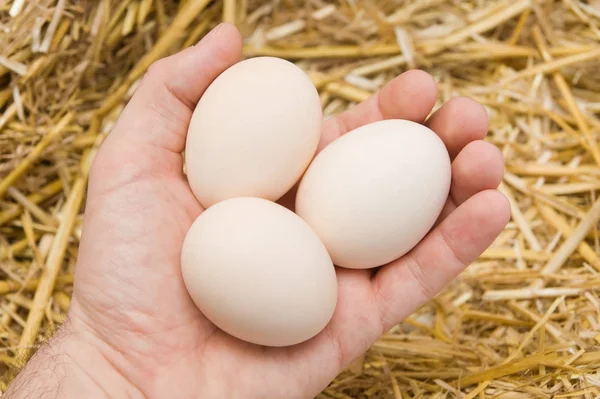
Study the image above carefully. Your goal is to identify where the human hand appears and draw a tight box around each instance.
[5,23,509,399]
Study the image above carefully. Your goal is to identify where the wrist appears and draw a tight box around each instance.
[5,317,143,399]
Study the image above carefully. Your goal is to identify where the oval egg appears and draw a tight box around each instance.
[295,119,451,269]
[185,56,322,208]
[181,197,337,347]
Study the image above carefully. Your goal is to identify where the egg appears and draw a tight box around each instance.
[181,197,337,347]
[295,119,451,269]
[185,56,322,208]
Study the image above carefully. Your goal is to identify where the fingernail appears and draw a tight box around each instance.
[197,23,224,46]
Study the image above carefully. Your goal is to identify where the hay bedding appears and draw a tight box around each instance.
[0,0,600,397]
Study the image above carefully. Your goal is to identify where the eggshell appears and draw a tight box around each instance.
[181,197,337,347]
[185,56,322,208]
[295,119,451,269]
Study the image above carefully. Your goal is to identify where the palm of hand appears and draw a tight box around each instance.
[68,24,509,399]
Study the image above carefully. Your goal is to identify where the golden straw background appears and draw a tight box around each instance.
[1,0,600,397]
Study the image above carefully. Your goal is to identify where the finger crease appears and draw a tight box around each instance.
[438,224,471,268]
[162,80,196,112]
[404,253,436,301]
[325,324,345,370]
[332,112,349,139]
[372,279,396,334]
[448,191,459,210]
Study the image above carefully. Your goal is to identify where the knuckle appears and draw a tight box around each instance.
[144,58,168,81]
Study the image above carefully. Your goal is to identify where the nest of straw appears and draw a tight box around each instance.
[1,0,600,397]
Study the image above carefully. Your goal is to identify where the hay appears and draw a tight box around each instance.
[1,0,600,397]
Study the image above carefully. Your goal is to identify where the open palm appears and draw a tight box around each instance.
[67,24,509,398]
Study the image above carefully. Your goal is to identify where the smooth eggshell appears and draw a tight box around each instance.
[185,56,322,208]
[181,197,337,347]
[295,119,451,269]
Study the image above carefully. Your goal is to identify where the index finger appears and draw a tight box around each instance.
[319,70,438,152]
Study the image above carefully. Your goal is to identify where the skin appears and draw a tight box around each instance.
[5,23,510,399]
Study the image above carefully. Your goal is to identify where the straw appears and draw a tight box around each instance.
[1,1,600,397]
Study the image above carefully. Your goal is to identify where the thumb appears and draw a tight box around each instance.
[89,23,243,194]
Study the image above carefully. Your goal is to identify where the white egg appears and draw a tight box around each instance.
[181,197,337,347]
[295,119,451,269]
[185,56,322,209]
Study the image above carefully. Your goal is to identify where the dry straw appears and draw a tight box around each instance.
[1,0,600,397]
